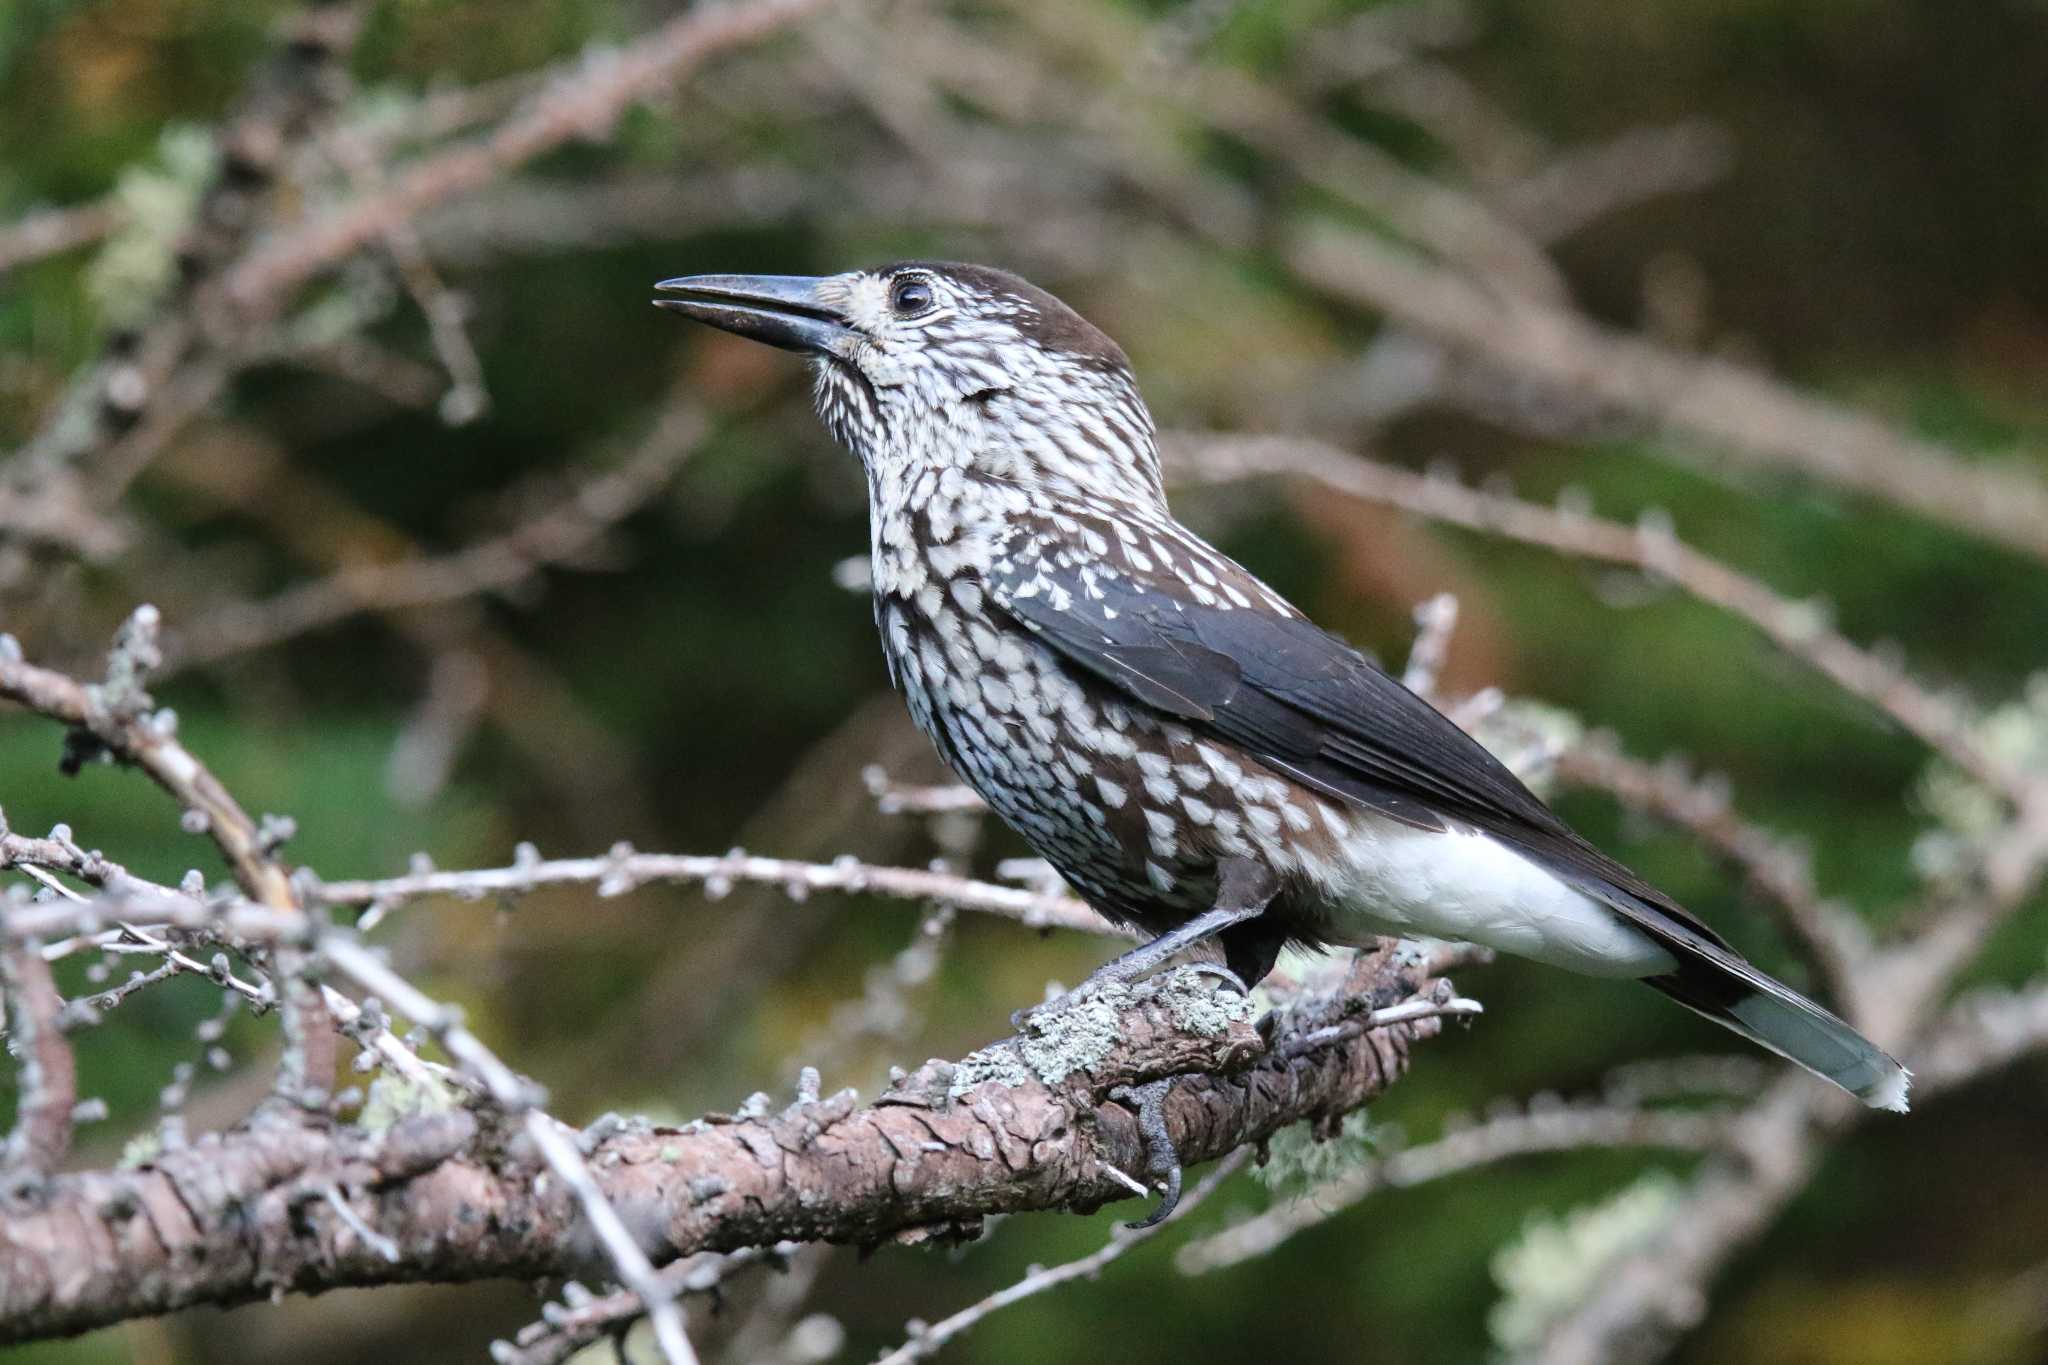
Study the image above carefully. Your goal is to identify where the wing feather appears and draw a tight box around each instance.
[986,541,1732,948]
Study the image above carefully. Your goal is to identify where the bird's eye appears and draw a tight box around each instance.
[890,277,934,316]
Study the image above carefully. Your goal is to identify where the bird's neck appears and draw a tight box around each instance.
[865,450,1171,605]
[866,459,1019,602]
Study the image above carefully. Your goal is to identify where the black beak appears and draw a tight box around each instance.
[653,274,856,356]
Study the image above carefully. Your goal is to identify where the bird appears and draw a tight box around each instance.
[654,262,1910,1122]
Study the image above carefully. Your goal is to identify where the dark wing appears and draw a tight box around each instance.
[985,540,1734,953]
[987,529,1914,1108]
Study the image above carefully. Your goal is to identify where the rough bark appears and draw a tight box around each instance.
[0,950,1448,1342]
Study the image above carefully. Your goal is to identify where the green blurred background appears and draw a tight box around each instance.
[3,0,2046,1361]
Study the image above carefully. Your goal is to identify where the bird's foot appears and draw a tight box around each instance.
[1010,960,1252,1032]
[1109,1079,1183,1229]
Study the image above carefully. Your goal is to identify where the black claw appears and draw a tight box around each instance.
[1112,1078,1184,1229]
[1183,962,1250,996]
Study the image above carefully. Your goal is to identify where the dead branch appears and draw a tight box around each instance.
[0,608,337,1100]
[0,944,78,1180]
[221,0,842,313]
[1287,221,2048,568]
[0,197,121,275]
[165,400,709,670]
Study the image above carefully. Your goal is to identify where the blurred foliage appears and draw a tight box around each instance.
[3,0,2047,1362]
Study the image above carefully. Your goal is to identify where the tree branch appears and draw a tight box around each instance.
[1,609,337,1100]
[0,947,1457,1342]
[221,0,842,313]
[1165,432,2043,816]
[1286,221,2048,569]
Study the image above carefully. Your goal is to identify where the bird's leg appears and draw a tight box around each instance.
[1017,861,1277,1225]
[1014,857,1279,1027]
[1109,1079,1183,1228]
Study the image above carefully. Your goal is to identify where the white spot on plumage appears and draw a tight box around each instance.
[1198,745,1242,786]
[1143,809,1178,858]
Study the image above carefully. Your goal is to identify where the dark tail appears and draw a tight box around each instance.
[1645,955,1909,1111]
[1516,831,1910,1110]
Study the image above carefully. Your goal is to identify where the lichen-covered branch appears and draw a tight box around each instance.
[0,948,1455,1343]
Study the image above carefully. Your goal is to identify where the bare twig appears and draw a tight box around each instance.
[222,0,842,312]
[1520,1080,1823,1365]
[875,1148,1253,1365]
[310,847,1114,937]
[1552,737,1868,1008]
[0,197,120,274]
[1402,592,1460,695]
[1274,993,1484,1059]
[167,400,709,669]
[862,765,990,816]
[1913,982,2048,1098]
[498,1245,799,1365]
[1499,120,1734,243]
[0,609,337,1101]
[1167,432,2041,815]
[317,936,698,1363]
[1287,221,2048,568]
[323,129,492,424]
[1176,1099,1733,1276]
[9,1,368,489]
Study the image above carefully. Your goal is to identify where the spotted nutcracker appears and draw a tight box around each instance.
[655,262,1908,1117]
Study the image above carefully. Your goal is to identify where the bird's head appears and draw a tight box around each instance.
[655,262,1164,509]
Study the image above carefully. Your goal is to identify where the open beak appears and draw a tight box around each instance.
[653,274,857,356]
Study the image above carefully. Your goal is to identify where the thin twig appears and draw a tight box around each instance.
[0,197,120,274]
[1553,736,1868,1010]
[1166,432,2040,814]
[223,0,842,311]
[167,401,709,669]
[0,609,337,1101]
[1287,220,2048,569]
[1176,1100,1732,1276]
[310,848,1113,937]
[1402,592,1460,695]
[874,1148,1252,1365]
[499,1245,798,1365]
[316,935,698,1363]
